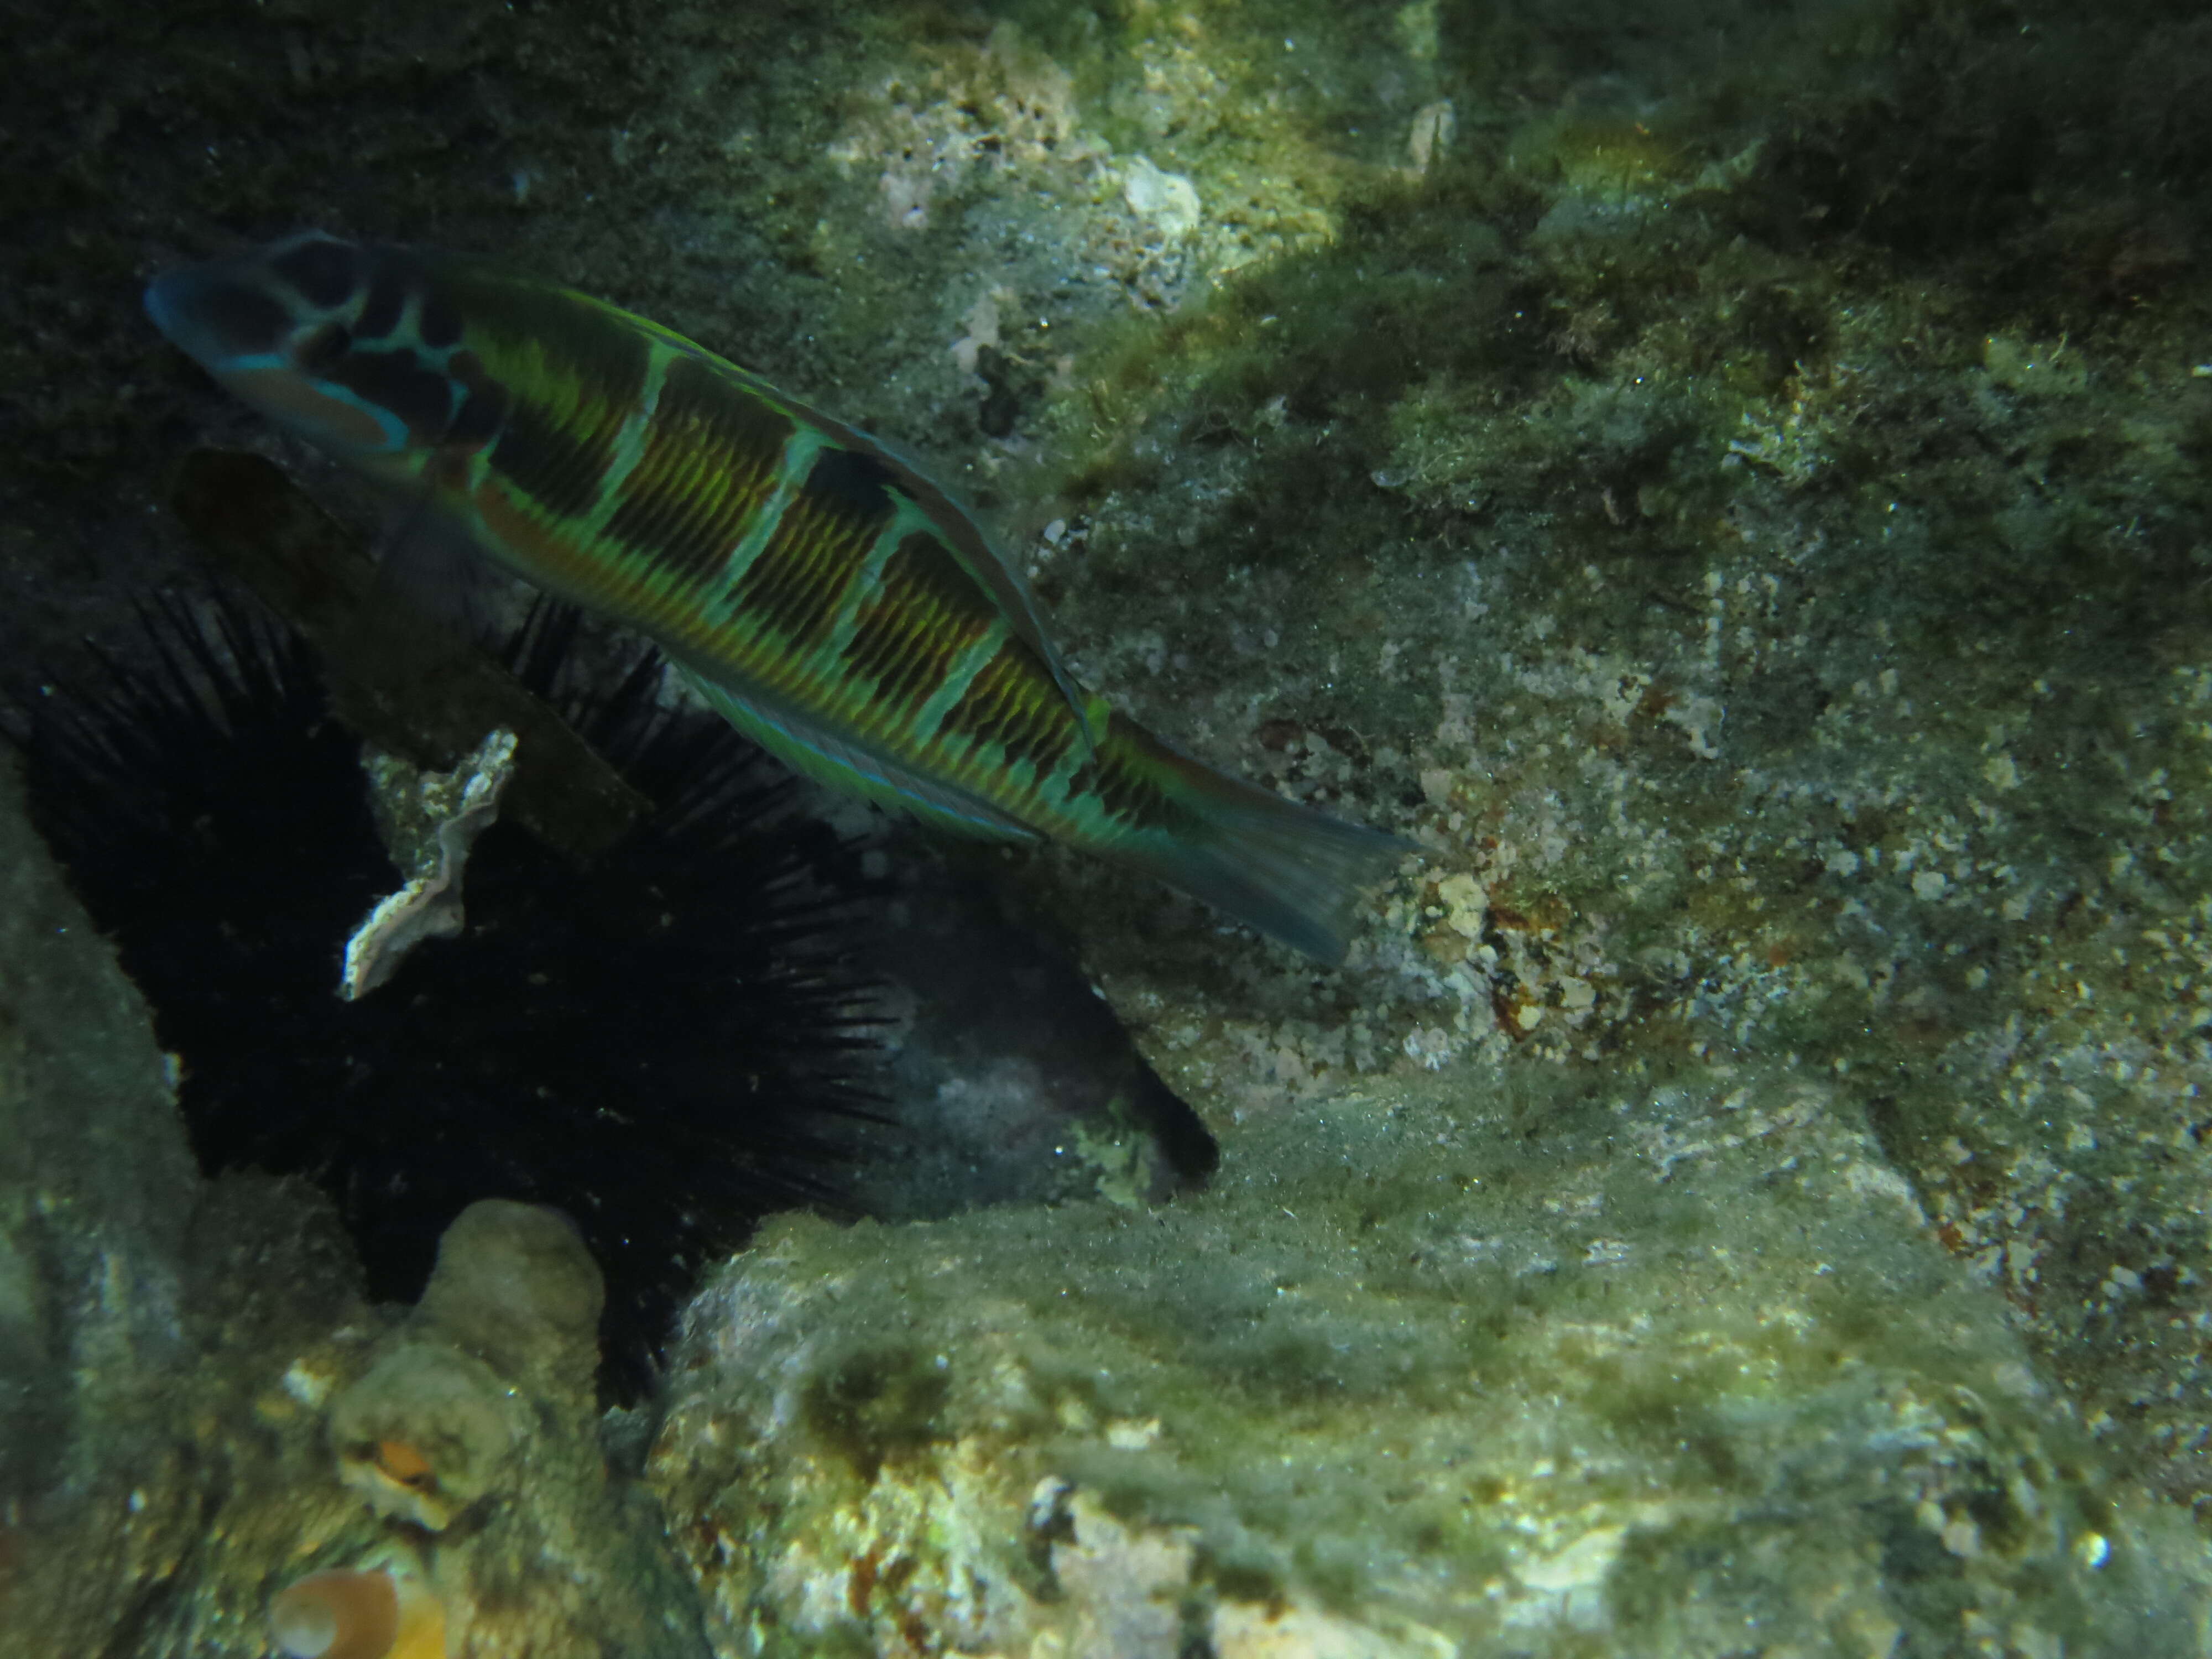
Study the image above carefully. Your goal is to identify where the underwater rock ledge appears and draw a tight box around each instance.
[0,752,199,1646]
[648,1063,2212,1658]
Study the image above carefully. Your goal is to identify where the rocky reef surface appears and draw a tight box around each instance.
[651,1070,2205,1656]
[6,0,2212,1654]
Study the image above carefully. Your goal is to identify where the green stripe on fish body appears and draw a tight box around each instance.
[425,262,1124,837]
[143,237,1409,961]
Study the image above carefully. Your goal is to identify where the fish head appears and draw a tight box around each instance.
[145,233,502,467]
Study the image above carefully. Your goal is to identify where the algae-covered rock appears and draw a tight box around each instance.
[331,1340,530,1532]
[0,751,195,1500]
[650,1064,2212,1656]
[413,1197,607,1396]
[0,749,221,1653]
[0,756,368,1656]
[327,1198,711,1657]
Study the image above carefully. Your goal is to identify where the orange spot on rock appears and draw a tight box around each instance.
[374,1440,435,1488]
[270,1567,444,1659]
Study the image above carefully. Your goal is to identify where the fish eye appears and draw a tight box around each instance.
[295,321,354,371]
[268,234,361,310]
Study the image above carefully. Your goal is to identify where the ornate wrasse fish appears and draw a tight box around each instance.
[144,232,1406,962]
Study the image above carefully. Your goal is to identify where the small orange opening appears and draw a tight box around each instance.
[373,1439,436,1489]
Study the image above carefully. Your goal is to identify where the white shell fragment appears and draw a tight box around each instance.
[339,728,519,1001]
[1408,99,1456,172]
[1122,155,1201,240]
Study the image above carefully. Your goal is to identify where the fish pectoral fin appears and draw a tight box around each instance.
[671,661,1037,842]
[368,481,514,646]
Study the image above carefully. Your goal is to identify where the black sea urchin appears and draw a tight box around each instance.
[17,591,885,1396]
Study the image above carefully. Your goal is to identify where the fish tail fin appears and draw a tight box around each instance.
[1110,735,1413,966]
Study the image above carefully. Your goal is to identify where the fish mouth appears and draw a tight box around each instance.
[144,262,298,372]
[140,269,187,338]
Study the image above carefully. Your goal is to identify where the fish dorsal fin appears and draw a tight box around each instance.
[670,658,1038,842]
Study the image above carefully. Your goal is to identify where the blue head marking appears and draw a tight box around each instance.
[144,236,440,458]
